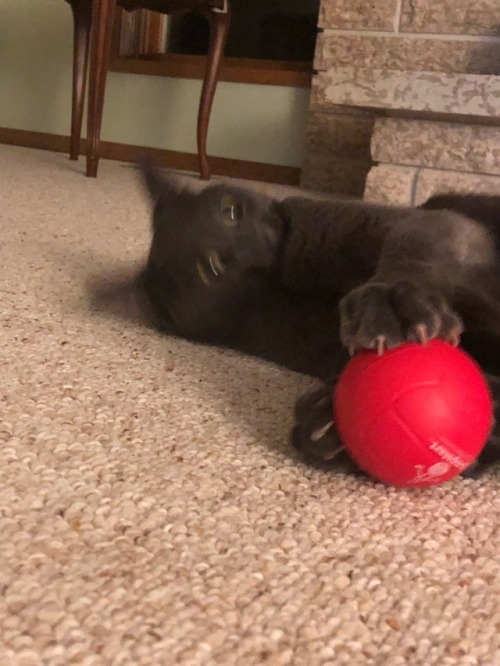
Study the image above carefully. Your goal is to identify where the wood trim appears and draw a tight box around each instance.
[110,54,313,87]
[0,127,301,185]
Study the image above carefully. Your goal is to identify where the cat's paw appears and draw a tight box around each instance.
[339,279,463,355]
[291,384,348,463]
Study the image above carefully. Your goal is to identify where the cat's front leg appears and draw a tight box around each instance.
[337,208,495,355]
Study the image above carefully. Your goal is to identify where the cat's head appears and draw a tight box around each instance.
[137,162,283,336]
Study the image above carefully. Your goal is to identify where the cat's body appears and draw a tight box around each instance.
[127,165,500,476]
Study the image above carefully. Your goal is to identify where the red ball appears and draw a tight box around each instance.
[333,340,494,487]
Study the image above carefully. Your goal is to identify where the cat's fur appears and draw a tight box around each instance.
[111,164,500,477]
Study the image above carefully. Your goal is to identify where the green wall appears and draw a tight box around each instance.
[0,0,311,167]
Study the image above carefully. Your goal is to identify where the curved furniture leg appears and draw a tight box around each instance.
[86,0,116,177]
[69,0,92,160]
[197,1,231,180]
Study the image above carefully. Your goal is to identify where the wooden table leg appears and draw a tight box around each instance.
[86,0,116,177]
[197,0,231,180]
[69,0,92,160]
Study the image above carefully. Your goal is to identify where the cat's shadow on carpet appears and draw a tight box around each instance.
[83,266,319,462]
[37,241,351,474]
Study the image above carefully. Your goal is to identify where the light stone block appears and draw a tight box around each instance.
[400,0,500,36]
[371,118,500,175]
[315,33,500,76]
[319,0,399,31]
[314,69,500,119]
[414,168,500,204]
[363,165,419,205]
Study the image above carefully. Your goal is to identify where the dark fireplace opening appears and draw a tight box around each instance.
[167,0,320,62]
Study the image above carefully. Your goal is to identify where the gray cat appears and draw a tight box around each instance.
[106,164,500,478]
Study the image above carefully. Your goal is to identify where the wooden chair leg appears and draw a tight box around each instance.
[86,0,116,177]
[197,1,231,180]
[69,0,92,161]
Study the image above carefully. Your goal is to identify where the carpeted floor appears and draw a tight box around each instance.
[1,144,500,666]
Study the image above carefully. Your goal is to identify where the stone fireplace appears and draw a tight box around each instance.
[300,0,500,205]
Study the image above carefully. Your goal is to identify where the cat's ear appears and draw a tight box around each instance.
[137,158,174,203]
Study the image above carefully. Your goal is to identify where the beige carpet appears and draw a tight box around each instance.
[1,144,500,666]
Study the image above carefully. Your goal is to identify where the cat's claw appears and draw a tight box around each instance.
[322,442,346,461]
[311,420,334,442]
[448,326,462,346]
[311,421,346,462]
[376,336,385,356]
[414,323,429,345]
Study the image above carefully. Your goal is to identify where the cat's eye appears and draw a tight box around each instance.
[220,194,243,227]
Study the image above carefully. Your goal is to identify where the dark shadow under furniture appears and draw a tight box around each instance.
[65,0,231,178]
